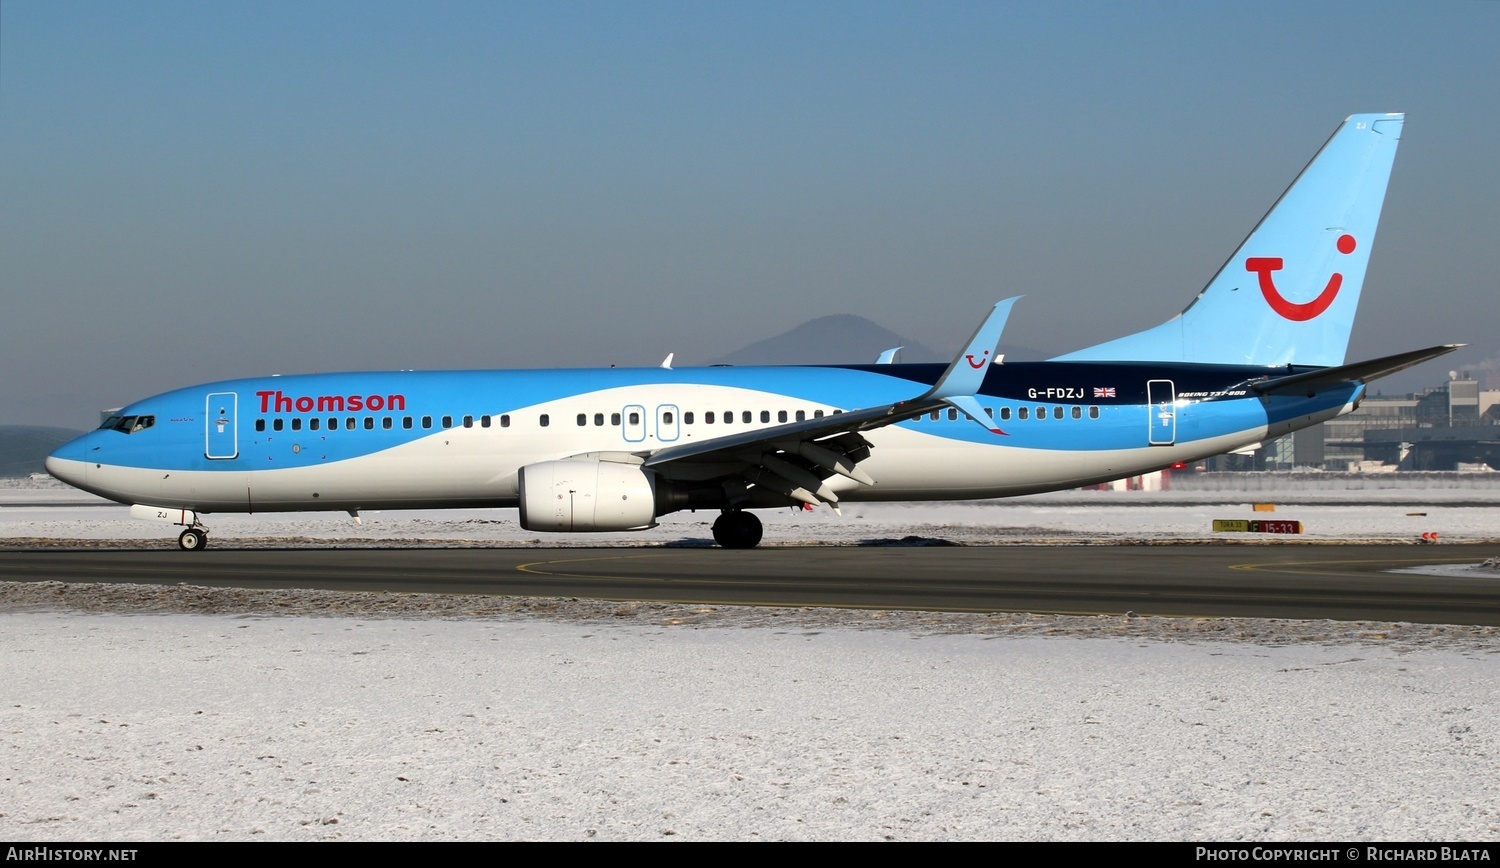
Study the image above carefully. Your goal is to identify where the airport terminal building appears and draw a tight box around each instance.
[1248,372,1500,472]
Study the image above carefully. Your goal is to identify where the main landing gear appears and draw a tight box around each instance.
[711,510,763,549]
[177,528,209,551]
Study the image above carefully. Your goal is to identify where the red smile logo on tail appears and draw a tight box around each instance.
[1246,234,1356,321]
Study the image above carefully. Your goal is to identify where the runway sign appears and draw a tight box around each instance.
[1213,519,1303,534]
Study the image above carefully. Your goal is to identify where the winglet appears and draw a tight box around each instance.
[875,347,903,364]
[927,297,1020,399]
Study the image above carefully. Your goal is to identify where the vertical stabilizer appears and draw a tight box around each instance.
[1054,113,1404,367]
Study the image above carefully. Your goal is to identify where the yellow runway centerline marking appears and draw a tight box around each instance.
[516,553,675,578]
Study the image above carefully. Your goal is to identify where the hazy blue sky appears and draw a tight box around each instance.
[3,1,1498,428]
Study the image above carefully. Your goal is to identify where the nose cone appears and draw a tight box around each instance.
[45,433,89,490]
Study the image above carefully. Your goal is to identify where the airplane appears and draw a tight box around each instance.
[47,112,1459,550]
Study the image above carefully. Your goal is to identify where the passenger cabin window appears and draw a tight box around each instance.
[742,411,752,423]
[1072,406,1082,419]
[463,415,474,428]
[1019,407,1029,420]
[539,414,549,427]
[611,412,621,426]
[577,413,587,427]
[501,415,510,428]
[594,413,605,426]
[255,419,265,432]
[310,417,320,431]
[684,412,694,425]
[1000,407,1011,420]
[442,416,452,429]
[1089,406,1100,419]
[273,419,284,432]
[481,415,491,428]
[705,411,715,424]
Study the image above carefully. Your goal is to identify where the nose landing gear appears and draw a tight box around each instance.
[177,528,209,551]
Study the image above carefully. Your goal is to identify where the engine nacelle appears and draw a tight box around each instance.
[517,459,658,532]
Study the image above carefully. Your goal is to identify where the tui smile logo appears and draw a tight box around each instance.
[965,349,991,369]
[1246,234,1356,321]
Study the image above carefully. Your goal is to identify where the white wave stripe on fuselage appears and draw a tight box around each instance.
[54,380,1339,513]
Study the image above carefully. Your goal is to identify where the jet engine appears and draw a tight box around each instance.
[517,459,658,532]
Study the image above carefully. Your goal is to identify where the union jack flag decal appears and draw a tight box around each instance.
[1093,386,1116,398]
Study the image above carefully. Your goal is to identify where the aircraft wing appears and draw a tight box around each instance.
[1249,344,1463,397]
[636,299,1021,510]
[643,401,931,468]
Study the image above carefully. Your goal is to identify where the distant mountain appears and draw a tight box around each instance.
[707,314,1050,366]
[0,426,84,476]
[707,315,941,366]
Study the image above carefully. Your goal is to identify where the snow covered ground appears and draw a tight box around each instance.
[3,610,1498,841]
[4,474,1499,547]
[3,477,1499,840]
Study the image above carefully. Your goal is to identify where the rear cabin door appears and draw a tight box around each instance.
[1147,380,1176,446]
[205,392,239,459]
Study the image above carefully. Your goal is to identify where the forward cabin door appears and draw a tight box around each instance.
[1147,380,1176,446]
[656,404,680,442]
[622,404,646,443]
[205,392,239,459]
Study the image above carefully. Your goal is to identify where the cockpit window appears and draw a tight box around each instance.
[98,415,155,434]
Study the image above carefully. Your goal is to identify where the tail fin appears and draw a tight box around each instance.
[1055,113,1404,368]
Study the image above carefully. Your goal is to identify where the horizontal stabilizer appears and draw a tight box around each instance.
[1250,344,1463,396]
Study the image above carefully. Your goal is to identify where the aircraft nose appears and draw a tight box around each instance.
[45,435,88,487]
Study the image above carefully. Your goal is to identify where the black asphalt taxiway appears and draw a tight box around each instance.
[4,544,1500,625]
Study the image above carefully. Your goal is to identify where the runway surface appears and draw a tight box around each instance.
[5,543,1500,626]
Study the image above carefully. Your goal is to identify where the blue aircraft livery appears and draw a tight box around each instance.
[47,113,1458,548]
